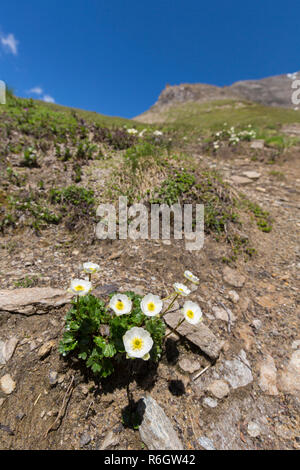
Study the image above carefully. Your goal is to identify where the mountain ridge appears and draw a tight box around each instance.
[135,71,300,122]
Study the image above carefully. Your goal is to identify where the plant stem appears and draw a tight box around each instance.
[165,318,185,339]
[160,293,179,317]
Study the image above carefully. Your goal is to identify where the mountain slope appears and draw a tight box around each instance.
[135,72,300,123]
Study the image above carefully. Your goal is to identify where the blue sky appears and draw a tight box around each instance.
[1,0,300,118]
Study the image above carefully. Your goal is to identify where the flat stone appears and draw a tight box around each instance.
[178,357,201,374]
[206,380,230,399]
[221,350,253,389]
[230,175,252,185]
[223,267,246,288]
[138,395,183,450]
[164,310,222,361]
[242,171,261,180]
[198,437,216,450]
[278,350,300,394]
[0,374,16,394]
[38,340,55,360]
[258,355,279,396]
[0,288,73,315]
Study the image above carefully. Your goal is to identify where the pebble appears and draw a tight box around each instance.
[228,290,240,303]
[278,350,300,394]
[252,319,262,330]
[38,340,55,360]
[203,397,218,408]
[247,421,261,437]
[198,436,216,450]
[178,357,201,374]
[49,371,58,386]
[242,171,261,180]
[206,380,230,399]
[80,432,91,447]
[0,374,16,395]
[223,267,246,288]
[258,355,278,395]
[291,340,300,350]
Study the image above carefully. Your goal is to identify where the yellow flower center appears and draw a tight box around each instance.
[131,337,144,351]
[116,300,124,311]
[186,309,194,319]
[75,285,84,292]
[147,302,155,312]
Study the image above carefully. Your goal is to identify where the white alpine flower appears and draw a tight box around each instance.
[141,294,163,317]
[83,262,100,274]
[153,130,163,136]
[173,283,191,296]
[109,294,132,315]
[123,327,153,359]
[184,270,199,284]
[68,279,92,296]
[183,301,203,325]
[127,128,138,135]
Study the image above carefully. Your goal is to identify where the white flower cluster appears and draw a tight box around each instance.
[213,124,256,150]
[67,265,203,361]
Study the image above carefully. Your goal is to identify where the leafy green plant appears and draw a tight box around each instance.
[21,147,39,168]
[59,291,166,378]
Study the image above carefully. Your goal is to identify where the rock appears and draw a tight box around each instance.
[98,430,119,450]
[206,380,230,399]
[250,140,264,149]
[0,337,19,365]
[198,437,216,450]
[258,355,279,395]
[0,374,16,394]
[223,267,246,288]
[137,395,183,450]
[221,350,253,389]
[228,290,239,304]
[93,284,119,296]
[212,306,236,322]
[164,310,222,361]
[291,340,300,350]
[278,350,300,394]
[178,357,201,374]
[247,421,261,437]
[252,319,262,330]
[242,171,261,180]
[203,397,218,408]
[0,398,5,407]
[38,340,55,360]
[0,288,73,315]
[49,371,58,386]
[80,432,91,447]
[230,175,253,186]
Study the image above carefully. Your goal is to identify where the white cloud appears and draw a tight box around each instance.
[28,86,43,95]
[43,94,55,103]
[1,33,18,55]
